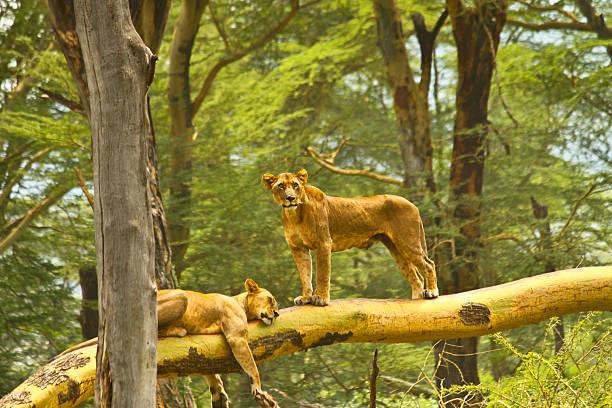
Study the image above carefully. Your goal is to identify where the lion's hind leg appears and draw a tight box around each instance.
[379,234,425,299]
[204,374,229,408]
[157,291,188,335]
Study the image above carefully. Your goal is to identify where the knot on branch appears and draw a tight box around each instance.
[458,302,491,326]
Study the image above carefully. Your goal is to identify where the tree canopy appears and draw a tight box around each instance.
[0,0,610,406]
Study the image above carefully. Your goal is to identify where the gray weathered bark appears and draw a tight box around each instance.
[74,1,157,406]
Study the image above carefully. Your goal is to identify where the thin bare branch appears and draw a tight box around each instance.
[0,185,71,253]
[556,183,598,241]
[369,349,379,408]
[0,147,53,208]
[74,167,94,209]
[208,2,231,51]
[507,18,593,31]
[39,87,86,117]
[306,146,403,186]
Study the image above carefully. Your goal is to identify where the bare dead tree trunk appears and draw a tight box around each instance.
[74,1,158,405]
[434,1,507,406]
[46,2,193,405]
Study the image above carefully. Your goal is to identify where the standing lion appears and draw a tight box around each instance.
[262,169,438,306]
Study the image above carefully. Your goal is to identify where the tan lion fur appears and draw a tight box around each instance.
[59,279,280,408]
[262,169,438,306]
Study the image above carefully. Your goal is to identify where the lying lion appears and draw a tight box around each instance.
[262,169,438,306]
[59,279,280,408]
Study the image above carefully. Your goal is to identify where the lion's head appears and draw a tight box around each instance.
[243,279,280,325]
[261,169,308,210]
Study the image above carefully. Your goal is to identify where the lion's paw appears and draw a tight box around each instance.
[294,295,312,306]
[311,294,330,306]
[252,388,279,408]
[423,288,439,299]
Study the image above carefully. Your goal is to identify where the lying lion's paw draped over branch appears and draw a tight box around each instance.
[262,168,439,304]
[57,279,281,408]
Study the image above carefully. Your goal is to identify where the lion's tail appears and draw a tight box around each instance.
[53,337,98,360]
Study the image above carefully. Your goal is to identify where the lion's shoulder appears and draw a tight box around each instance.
[305,185,326,201]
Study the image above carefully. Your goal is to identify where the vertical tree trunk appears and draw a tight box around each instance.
[167,0,208,277]
[47,2,194,405]
[372,0,442,191]
[74,2,157,405]
[434,1,507,406]
[530,196,564,353]
[78,265,98,340]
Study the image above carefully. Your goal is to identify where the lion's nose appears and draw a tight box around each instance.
[274,311,280,317]
[286,195,296,202]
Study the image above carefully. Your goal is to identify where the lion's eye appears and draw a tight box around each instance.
[277,184,285,190]
[293,183,299,189]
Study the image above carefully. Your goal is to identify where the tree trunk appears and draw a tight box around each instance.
[167,0,208,277]
[372,0,443,191]
[435,1,507,406]
[78,265,98,340]
[530,196,564,353]
[74,2,158,406]
[5,266,610,408]
[46,2,193,405]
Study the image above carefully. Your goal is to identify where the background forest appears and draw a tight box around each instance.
[0,0,610,406]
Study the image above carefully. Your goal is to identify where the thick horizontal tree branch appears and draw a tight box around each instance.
[2,266,611,407]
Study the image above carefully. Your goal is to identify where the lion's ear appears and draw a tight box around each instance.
[261,173,277,190]
[245,278,260,293]
[296,168,308,184]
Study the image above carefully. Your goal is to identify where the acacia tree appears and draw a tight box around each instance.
[432,1,508,406]
[72,0,158,405]
[45,0,189,406]
[166,0,305,276]
[308,0,508,405]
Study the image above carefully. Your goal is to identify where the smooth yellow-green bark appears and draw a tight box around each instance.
[2,266,611,407]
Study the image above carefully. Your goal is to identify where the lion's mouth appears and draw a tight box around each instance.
[261,316,273,325]
[282,203,299,208]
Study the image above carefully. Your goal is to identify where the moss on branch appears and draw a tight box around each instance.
[2,266,611,408]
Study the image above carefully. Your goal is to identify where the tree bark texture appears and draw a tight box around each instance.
[3,267,610,408]
[46,2,190,406]
[372,0,439,191]
[436,1,507,405]
[74,2,158,406]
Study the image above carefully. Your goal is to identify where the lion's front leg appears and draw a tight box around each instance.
[224,332,278,408]
[312,243,332,306]
[291,246,313,306]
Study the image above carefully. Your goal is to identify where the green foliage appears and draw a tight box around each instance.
[445,313,611,408]
[0,0,610,405]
